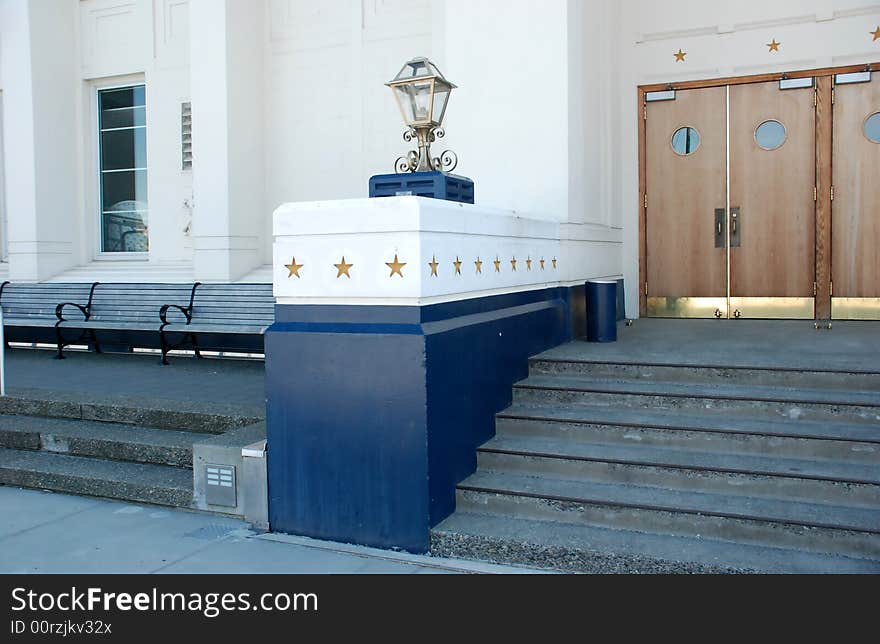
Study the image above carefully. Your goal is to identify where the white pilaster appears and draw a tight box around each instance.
[0,0,79,281]
[189,0,265,282]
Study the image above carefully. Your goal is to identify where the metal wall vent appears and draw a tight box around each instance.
[181,101,192,170]
[205,463,236,507]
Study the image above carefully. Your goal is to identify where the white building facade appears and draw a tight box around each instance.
[0,0,878,317]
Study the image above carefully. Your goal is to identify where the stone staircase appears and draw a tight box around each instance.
[0,391,263,508]
[432,353,880,573]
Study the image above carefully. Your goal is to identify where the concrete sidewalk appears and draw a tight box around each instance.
[0,487,545,574]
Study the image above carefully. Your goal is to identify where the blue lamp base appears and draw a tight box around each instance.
[369,171,474,204]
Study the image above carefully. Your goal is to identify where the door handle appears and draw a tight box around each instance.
[714,208,725,248]
[730,207,741,247]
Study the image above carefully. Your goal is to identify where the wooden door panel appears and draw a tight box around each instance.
[729,82,816,300]
[646,87,727,302]
[832,76,880,300]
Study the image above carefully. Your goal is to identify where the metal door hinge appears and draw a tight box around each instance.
[830,281,833,296]
[643,104,647,120]
[830,186,834,201]
[813,90,817,108]
[831,89,835,105]
[813,282,817,296]
[644,282,648,296]
[644,193,648,209]
[813,186,817,201]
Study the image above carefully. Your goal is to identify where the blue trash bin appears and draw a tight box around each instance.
[586,280,617,342]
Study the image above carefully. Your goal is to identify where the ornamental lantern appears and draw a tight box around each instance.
[386,57,459,173]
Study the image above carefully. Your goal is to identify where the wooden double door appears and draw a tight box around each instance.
[644,69,880,319]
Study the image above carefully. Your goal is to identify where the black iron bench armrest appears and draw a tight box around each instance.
[54,282,100,323]
[160,304,193,325]
[159,282,200,326]
[55,302,90,322]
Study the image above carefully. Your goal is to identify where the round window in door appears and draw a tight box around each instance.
[865,112,880,144]
[755,119,786,151]
[671,127,701,155]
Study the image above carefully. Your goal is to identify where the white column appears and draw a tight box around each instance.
[189,0,265,282]
[0,0,79,281]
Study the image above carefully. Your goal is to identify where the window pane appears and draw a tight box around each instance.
[671,127,700,155]
[101,127,146,170]
[99,86,145,111]
[101,169,147,213]
[865,112,880,144]
[755,120,786,151]
[102,212,148,253]
[101,105,145,130]
[98,84,148,253]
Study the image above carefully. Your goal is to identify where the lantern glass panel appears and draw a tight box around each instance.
[393,80,434,125]
[432,83,450,125]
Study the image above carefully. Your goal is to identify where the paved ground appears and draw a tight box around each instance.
[0,487,544,574]
[3,348,265,407]
[542,319,880,372]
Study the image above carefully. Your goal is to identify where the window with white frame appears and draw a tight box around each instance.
[98,85,148,253]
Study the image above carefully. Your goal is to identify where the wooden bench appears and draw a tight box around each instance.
[159,283,274,364]
[55,282,200,359]
[0,282,97,346]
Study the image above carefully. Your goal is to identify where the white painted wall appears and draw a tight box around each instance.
[439,0,623,293]
[264,0,434,257]
[440,0,570,222]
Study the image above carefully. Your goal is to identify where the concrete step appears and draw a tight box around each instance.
[0,415,196,468]
[529,357,880,391]
[478,435,880,506]
[456,470,880,559]
[512,374,880,424]
[432,512,880,573]
[496,403,880,461]
[0,448,192,507]
[0,389,263,434]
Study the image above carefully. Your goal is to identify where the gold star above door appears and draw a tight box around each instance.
[453,257,462,275]
[475,257,483,274]
[767,39,780,52]
[493,257,501,273]
[428,255,439,277]
[872,26,880,41]
[674,49,686,62]
[285,257,303,278]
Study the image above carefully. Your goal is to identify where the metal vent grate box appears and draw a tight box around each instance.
[369,171,474,204]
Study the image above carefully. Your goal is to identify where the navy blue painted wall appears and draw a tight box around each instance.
[265,286,581,553]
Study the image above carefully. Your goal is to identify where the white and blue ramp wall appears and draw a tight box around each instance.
[265,197,620,552]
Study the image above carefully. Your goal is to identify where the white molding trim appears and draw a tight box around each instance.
[273,197,616,306]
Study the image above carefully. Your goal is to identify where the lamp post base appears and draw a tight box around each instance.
[369,171,474,204]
